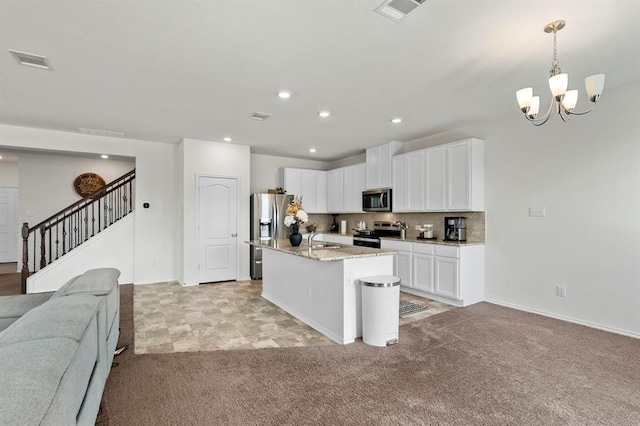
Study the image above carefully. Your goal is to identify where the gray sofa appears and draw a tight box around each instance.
[0,268,121,426]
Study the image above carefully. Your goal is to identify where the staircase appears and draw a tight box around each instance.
[20,169,136,293]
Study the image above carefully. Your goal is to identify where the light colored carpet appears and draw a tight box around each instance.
[100,285,640,425]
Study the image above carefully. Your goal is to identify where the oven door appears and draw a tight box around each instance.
[353,236,381,249]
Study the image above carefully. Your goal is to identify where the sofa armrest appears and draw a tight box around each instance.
[0,293,54,332]
[0,293,54,319]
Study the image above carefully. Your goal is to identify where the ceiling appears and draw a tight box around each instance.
[1,1,639,162]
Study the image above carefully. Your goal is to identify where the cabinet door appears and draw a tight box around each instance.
[425,146,446,211]
[435,256,459,299]
[365,146,380,190]
[446,141,471,210]
[327,168,344,213]
[315,170,328,213]
[300,170,317,212]
[412,253,434,293]
[396,250,412,287]
[344,164,364,213]
[283,168,302,200]
[392,155,408,211]
[407,151,424,211]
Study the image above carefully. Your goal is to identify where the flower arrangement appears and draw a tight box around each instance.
[284,196,308,233]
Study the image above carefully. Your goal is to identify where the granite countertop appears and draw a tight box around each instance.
[246,239,396,262]
[379,236,485,246]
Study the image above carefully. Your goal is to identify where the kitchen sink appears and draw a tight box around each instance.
[309,242,342,249]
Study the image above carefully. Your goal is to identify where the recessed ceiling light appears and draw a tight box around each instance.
[391,117,403,124]
[277,91,291,99]
[318,111,331,118]
[224,137,232,142]
[101,154,109,159]
[0,156,3,160]
[309,148,317,153]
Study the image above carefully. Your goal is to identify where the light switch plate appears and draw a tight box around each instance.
[529,206,546,217]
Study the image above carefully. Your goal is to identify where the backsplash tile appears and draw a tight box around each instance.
[306,211,485,243]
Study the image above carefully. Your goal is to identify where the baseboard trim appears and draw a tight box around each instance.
[485,298,639,339]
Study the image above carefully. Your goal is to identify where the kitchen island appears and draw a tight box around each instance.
[247,239,396,344]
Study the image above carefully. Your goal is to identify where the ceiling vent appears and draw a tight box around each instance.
[375,0,426,22]
[250,112,271,121]
[8,49,51,70]
[77,127,127,138]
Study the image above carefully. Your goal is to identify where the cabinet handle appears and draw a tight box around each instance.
[231,233,238,237]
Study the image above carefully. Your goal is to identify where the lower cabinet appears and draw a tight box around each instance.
[380,239,484,307]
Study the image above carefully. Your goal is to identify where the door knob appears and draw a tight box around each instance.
[231,233,238,237]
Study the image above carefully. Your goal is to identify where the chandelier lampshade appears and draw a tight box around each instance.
[516,20,605,126]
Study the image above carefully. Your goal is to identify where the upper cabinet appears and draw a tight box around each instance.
[446,139,484,211]
[281,168,328,213]
[391,138,484,212]
[327,163,365,213]
[392,150,424,212]
[365,141,403,190]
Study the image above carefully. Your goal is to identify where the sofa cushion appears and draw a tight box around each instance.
[0,295,101,347]
[52,267,120,298]
[0,339,82,425]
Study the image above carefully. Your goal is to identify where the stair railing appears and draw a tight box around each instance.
[21,169,136,293]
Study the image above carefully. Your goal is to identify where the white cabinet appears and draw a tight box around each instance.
[344,163,365,212]
[366,141,403,190]
[327,168,344,213]
[380,239,485,307]
[380,239,412,287]
[281,168,328,213]
[424,145,446,211]
[412,243,434,293]
[446,138,484,211]
[392,150,424,212]
[327,163,364,213]
[390,138,484,212]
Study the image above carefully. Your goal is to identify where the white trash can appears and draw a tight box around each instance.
[360,275,400,347]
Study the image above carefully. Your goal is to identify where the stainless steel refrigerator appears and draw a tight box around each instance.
[250,193,294,279]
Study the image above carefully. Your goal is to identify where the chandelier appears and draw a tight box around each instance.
[516,20,605,126]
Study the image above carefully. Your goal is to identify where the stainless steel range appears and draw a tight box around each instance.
[353,221,402,249]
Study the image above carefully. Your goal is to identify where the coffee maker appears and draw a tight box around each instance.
[329,214,339,233]
[444,217,467,242]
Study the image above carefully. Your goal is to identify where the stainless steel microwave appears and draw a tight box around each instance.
[362,188,392,212]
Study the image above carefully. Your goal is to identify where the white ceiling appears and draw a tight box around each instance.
[1,0,639,161]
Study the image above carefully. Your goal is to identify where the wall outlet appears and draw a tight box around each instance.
[529,206,546,217]
[415,225,421,230]
[556,285,567,298]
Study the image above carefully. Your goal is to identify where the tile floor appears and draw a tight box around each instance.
[134,280,454,354]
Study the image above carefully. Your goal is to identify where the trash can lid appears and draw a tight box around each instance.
[360,275,401,287]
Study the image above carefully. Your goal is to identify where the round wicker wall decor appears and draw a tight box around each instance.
[73,172,106,197]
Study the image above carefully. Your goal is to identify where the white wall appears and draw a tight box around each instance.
[0,124,179,285]
[405,81,640,337]
[18,152,134,225]
[181,138,251,285]
[0,161,19,187]
[250,153,329,194]
[27,214,134,292]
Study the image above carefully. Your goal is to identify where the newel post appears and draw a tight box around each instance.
[21,222,30,294]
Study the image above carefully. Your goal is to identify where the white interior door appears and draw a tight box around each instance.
[0,188,19,263]
[198,176,238,283]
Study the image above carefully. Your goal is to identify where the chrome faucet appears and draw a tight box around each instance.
[308,231,317,247]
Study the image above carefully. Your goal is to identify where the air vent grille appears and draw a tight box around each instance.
[250,112,271,121]
[76,128,127,138]
[8,49,51,70]
[375,0,426,22]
